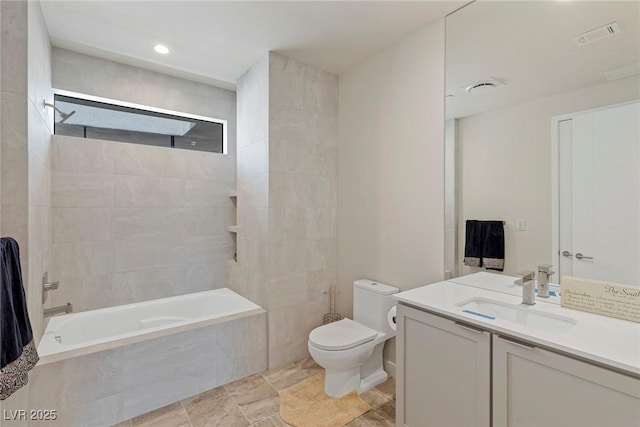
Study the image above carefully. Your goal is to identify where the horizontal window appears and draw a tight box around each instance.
[53,92,226,153]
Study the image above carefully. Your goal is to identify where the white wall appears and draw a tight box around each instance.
[338,20,446,366]
[458,76,640,277]
[444,119,457,278]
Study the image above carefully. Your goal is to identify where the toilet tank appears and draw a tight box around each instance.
[353,279,399,335]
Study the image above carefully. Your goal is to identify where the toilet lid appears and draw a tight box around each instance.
[309,318,377,351]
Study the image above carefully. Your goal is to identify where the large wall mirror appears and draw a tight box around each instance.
[445,1,640,288]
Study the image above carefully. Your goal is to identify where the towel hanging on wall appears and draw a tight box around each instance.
[481,221,505,271]
[463,220,484,267]
[0,237,39,400]
[463,220,505,272]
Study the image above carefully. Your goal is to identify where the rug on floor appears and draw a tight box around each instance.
[278,373,371,427]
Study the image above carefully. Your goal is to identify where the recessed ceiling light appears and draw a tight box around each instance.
[154,44,170,55]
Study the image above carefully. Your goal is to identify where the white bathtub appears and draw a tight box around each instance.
[32,288,268,425]
[39,288,264,363]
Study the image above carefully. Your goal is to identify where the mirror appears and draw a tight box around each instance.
[445,1,640,291]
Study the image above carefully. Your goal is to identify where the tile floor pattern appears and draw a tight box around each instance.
[113,356,395,427]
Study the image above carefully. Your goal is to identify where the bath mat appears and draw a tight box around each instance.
[278,373,371,427]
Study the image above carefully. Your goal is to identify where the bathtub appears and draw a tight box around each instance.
[39,288,264,363]
[31,289,267,426]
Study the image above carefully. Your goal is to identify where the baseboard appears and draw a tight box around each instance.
[384,360,396,378]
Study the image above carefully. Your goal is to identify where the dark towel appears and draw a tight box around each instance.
[463,220,483,267]
[482,221,505,271]
[1,237,39,400]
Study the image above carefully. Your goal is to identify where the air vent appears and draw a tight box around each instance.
[463,77,504,94]
[574,22,621,45]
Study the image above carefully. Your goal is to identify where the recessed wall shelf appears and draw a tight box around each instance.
[228,190,237,198]
[228,225,238,233]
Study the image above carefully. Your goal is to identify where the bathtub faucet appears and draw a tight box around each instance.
[44,302,73,318]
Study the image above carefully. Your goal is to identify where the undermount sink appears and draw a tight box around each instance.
[457,297,577,333]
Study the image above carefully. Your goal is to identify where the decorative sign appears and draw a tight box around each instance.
[561,276,640,323]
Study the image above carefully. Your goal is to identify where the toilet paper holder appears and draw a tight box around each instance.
[387,306,397,331]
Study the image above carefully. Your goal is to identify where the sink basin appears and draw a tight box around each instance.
[457,297,577,333]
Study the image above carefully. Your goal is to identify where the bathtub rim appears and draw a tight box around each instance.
[38,289,265,366]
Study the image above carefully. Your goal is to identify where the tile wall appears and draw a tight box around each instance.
[0,0,53,422]
[49,136,236,312]
[230,54,269,308]
[27,312,267,426]
[51,48,236,156]
[47,48,238,312]
[267,53,338,367]
[234,52,338,368]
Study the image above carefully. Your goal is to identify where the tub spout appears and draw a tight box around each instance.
[44,302,73,318]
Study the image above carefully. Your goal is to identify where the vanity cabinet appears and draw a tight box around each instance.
[397,303,640,427]
[396,304,491,427]
[493,335,640,427]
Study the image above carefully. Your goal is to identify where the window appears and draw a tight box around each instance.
[53,92,226,153]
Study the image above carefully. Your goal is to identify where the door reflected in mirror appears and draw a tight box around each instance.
[445,1,640,287]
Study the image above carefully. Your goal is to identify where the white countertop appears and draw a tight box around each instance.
[394,273,640,377]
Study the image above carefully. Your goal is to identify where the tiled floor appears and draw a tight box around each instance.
[113,356,395,427]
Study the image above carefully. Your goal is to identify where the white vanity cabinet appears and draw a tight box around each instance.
[396,304,491,427]
[493,335,640,427]
[397,302,640,427]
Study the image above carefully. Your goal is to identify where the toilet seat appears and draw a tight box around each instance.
[309,318,377,351]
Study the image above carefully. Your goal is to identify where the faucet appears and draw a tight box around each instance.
[537,264,555,298]
[42,272,60,303]
[514,270,536,305]
[44,302,73,318]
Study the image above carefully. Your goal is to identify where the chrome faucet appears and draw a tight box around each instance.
[514,270,536,305]
[44,302,73,318]
[537,264,555,298]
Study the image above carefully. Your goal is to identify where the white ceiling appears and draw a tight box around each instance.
[446,0,640,119]
[41,1,466,91]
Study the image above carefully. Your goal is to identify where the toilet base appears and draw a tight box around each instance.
[322,341,389,398]
[359,369,388,393]
[324,366,389,398]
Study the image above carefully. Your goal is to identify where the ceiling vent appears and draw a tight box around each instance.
[574,22,621,45]
[463,77,504,94]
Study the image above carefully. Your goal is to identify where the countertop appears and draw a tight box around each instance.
[394,273,640,377]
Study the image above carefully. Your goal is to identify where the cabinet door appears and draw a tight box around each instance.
[396,304,491,427]
[493,335,640,427]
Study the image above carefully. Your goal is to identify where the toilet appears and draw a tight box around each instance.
[308,279,399,398]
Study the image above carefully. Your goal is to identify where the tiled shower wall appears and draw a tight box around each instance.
[234,52,338,368]
[1,0,53,421]
[49,136,236,312]
[230,54,269,308]
[47,49,238,312]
